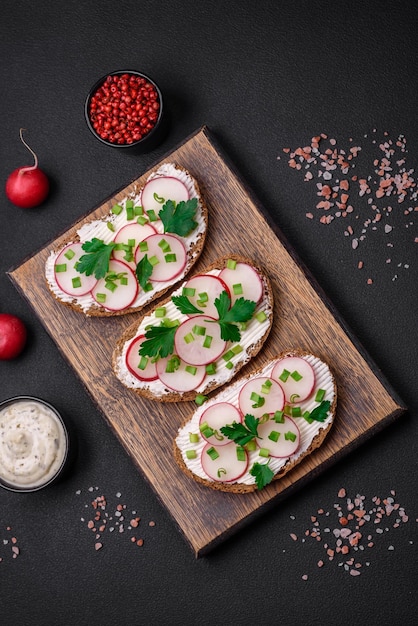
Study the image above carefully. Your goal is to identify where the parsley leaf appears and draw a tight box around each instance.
[159,198,198,236]
[138,320,179,360]
[214,291,257,342]
[220,413,260,446]
[136,254,153,290]
[250,461,274,490]
[309,400,331,422]
[76,238,116,279]
[171,295,204,316]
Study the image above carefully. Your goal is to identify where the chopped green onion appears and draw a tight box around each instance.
[120,276,128,286]
[255,311,267,323]
[279,369,290,382]
[315,388,326,402]
[127,238,135,248]
[105,280,117,292]
[134,205,143,216]
[274,410,285,423]
[206,447,219,461]
[259,448,270,458]
[290,393,300,403]
[192,325,206,336]
[290,370,303,381]
[64,248,75,260]
[203,335,213,349]
[106,221,115,232]
[137,215,148,225]
[226,258,237,270]
[303,411,314,423]
[153,192,165,204]
[250,392,265,408]
[125,199,134,210]
[149,255,160,266]
[138,356,148,370]
[198,292,208,303]
[231,344,243,355]
[126,205,134,221]
[285,431,297,442]
[284,404,292,416]
[291,406,302,417]
[236,447,246,462]
[199,421,209,432]
[189,433,199,443]
[96,293,106,303]
[225,361,234,370]
[147,209,158,222]
[72,276,82,289]
[185,365,197,376]
[164,253,177,263]
[139,241,148,252]
[195,394,208,406]
[205,362,216,375]
[158,238,171,253]
[55,263,67,273]
[261,379,273,394]
[144,282,153,292]
[217,468,227,478]
[222,349,235,361]
[184,332,195,344]
[182,287,196,297]
[232,283,243,295]
[246,440,257,451]
[155,307,166,318]
[268,430,280,442]
[186,450,197,460]
[111,204,123,215]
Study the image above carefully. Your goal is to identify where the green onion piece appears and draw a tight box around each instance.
[195,394,208,406]
[138,356,148,370]
[149,255,160,266]
[111,204,123,215]
[198,292,208,303]
[274,410,285,423]
[126,205,134,221]
[192,325,206,336]
[184,332,195,344]
[255,311,267,323]
[268,430,280,442]
[64,248,75,260]
[203,335,213,349]
[189,433,199,443]
[217,468,227,478]
[55,263,67,273]
[205,362,216,375]
[284,404,292,416]
[290,393,300,403]
[290,370,303,381]
[96,293,106,303]
[134,205,143,215]
[185,365,197,376]
[124,252,134,263]
[236,447,246,462]
[125,199,134,210]
[261,380,273,394]
[120,276,128,286]
[182,287,196,297]
[259,413,269,424]
[259,448,270,458]
[137,215,148,225]
[127,238,135,248]
[226,258,237,270]
[279,369,290,382]
[206,447,219,461]
[232,283,243,295]
[250,392,265,408]
[72,276,82,288]
[155,307,166,318]
[231,344,243,355]
[164,253,177,263]
[238,321,247,331]
[147,209,158,222]
[139,241,148,252]
[225,361,234,370]
[315,388,326,402]
[222,349,235,361]
[186,450,197,460]
[199,421,209,432]
[303,411,314,423]
[153,192,165,204]
[201,426,215,439]
[291,406,302,417]
[105,281,117,292]
[246,440,257,451]
[158,238,171,253]
[144,282,154,292]
[285,431,297,442]
[114,243,126,251]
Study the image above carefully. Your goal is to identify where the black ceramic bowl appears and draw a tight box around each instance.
[0,396,70,493]
[84,70,166,153]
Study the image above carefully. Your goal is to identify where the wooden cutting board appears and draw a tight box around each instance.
[9,126,406,556]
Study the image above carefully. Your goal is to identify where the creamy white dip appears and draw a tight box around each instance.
[0,398,68,490]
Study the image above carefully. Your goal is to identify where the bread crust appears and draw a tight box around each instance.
[173,349,337,493]
[112,254,274,401]
[45,164,208,317]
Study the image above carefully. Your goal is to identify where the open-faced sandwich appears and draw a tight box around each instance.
[174,350,337,492]
[45,163,208,316]
[112,255,274,402]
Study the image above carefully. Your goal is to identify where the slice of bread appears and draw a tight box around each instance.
[174,350,337,493]
[45,163,208,316]
[112,254,274,402]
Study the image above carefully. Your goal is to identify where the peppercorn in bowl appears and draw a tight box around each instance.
[84,70,166,153]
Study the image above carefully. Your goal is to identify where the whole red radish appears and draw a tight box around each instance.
[0,313,27,360]
[5,128,50,208]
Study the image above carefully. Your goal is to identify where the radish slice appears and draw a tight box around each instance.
[200,442,249,483]
[257,415,300,458]
[54,242,98,296]
[156,356,206,392]
[181,274,230,318]
[219,262,264,304]
[112,222,157,269]
[135,234,187,283]
[91,260,138,311]
[174,315,226,366]
[271,356,315,403]
[199,402,242,446]
[126,335,158,381]
[141,176,189,217]
[238,377,285,419]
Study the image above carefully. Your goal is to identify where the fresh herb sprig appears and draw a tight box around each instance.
[220,413,260,446]
[250,460,274,490]
[214,291,257,342]
[139,319,180,360]
[76,238,116,279]
[171,295,204,315]
[309,400,331,422]
[160,198,198,236]
[136,255,153,290]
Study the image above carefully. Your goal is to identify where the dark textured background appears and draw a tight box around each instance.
[1,2,417,624]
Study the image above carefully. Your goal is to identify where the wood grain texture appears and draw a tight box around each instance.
[8,127,406,556]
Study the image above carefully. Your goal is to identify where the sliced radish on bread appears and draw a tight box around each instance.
[256,415,300,458]
[219,261,264,304]
[199,402,242,446]
[174,315,226,366]
[271,356,315,403]
[200,442,249,483]
[238,377,285,418]
[181,274,230,318]
[141,176,189,217]
[156,356,206,392]
[126,335,158,381]
[112,222,157,269]
[54,243,98,296]
[135,233,187,283]
[91,260,139,311]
